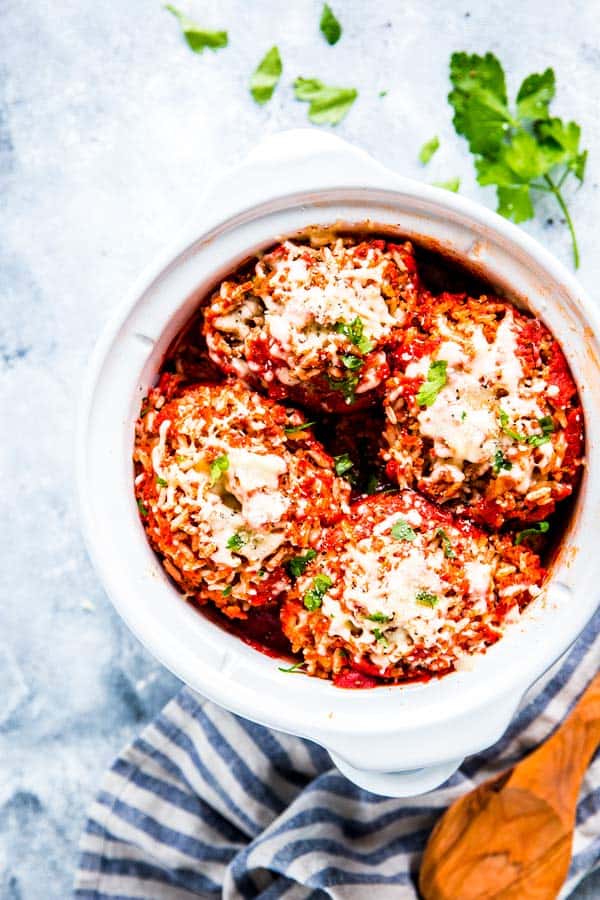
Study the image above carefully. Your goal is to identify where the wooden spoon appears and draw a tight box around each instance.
[419,672,600,899]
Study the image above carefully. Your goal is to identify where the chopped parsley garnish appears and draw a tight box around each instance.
[140,404,150,418]
[391,520,417,542]
[210,454,229,486]
[528,415,555,447]
[303,573,332,610]
[327,372,359,405]
[165,5,228,54]
[250,46,282,105]
[416,360,448,407]
[366,473,380,495]
[156,476,168,487]
[499,410,555,446]
[436,528,456,558]
[461,410,467,421]
[448,52,587,267]
[433,178,460,192]
[499,409,526,442]
[366,611,393,623]
[341,353,364,372]
[379,90,388,98]
[285,421,316,435]
[372,628,389,646]
[222,585,232,597]
[334,453,354,477]
[515,521,550,545]
[227,532,246,552]
[416,591,439,608]
[136,498,148,517]
[319,3,342,45]
[293,77,358,126]
[334,317,374,354]
[278,661,306,674]
[286,549,317,578]
[493,448,513,474]
[419,136,440,164]
[258,568,266,578]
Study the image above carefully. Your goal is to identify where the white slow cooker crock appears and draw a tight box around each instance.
[77,129,600,797]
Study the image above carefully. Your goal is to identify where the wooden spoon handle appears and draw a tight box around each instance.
[511,670,600,824]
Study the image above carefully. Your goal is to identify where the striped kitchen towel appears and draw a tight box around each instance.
[75,608,600,899]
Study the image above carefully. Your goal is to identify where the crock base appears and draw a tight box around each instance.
[329,753,463,797]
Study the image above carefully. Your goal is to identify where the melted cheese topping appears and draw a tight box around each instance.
[304,496,542,674]
[210,240,415,391]
[149,393,296,570]
[403,309,558,495]
[315,507,502,668]
[262,242,399,357]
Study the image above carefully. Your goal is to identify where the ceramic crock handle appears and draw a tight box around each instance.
[197,128,390,224]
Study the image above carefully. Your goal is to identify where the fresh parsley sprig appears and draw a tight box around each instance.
[165,5,228,54]
[250,46,282,105]
[449,53,587,267]
[335,317,374,354]
[515,521,550,545]
[294,78,358,126]
[391,520,417,542]
[320,4,342,45]
[419,136,440,164]
[416,360,448,407]
[286,549,317,578]
[284,421,316,435]
[209,454,229,486]
[303,573,333,610]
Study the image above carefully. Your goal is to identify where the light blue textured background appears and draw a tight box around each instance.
[2,1,599,895]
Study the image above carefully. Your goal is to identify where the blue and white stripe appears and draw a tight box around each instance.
[75,609,600,899]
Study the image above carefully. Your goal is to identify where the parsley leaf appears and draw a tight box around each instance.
[293,77,358,126]
[365,611,392,623]
[165,5,228,54]
[499,409,526,442]
[327,373,359,405]
[250,46,282,105]
[278,661,306,674]
[433,177,460,192]
[416,360,448,407]
[285,421,315,435]
[515,521,550,545]
[449,52,512,156]
[334,453,354,477]
[320,3,342,45]
[448,52,587,267]
[416,591,439,608]
[210,454,229,486]
[372,628,389,646]
[528,415,555,448]
[493,448,513,474]
[156,476,168,487]
[335,317,374,353]
[419,136,440,164]
[222,585,233,597]
[341,353,363,372]
[436,527,456,558]
[303,573,332,610]
[137,498,148,517]
[499,410,555,447]
[516,68,555,121]
[391,520,417,542]
[227,532,246,552]
[286,550,317,578]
